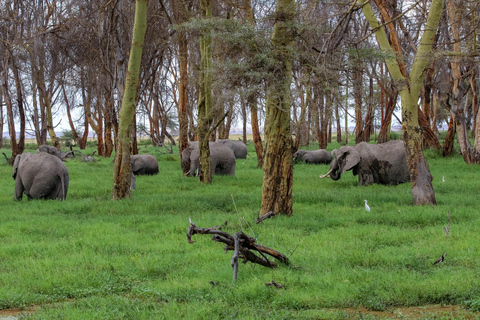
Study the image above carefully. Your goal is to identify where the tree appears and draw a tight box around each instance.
[358,0,442,205]
[112,0,149,199]
[259,0,295,217]
[196,0,214,184]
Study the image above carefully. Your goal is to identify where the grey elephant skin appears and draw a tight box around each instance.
[37,145,73,161]
[189,139,248,159]
[181,145,236,176]
[131,154,159,175]
[13,152,69,200]
[216,139,248,159]
[320,140,410,186]
[293,149,332,164]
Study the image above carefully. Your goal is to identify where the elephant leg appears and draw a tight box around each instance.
[14,178,25,201]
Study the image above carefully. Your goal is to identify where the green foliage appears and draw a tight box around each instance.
[1,142,479,318]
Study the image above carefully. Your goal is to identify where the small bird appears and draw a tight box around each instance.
[433,253,447,265]
[442,176,445,183]
[364,200,370,212]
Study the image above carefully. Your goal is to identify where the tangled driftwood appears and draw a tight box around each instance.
[187,219,289,282]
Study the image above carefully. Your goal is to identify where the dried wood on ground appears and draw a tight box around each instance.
[187,219,289,270]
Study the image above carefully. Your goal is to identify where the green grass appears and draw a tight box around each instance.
[1,142,479,319]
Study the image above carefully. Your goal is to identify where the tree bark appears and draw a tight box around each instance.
[175,4,189,158]
[112,0,148,199]
[197,0,214,184]
[259,0,295,217]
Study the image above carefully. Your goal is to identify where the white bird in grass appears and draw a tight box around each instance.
[364,200,371,212]
[442,176,445,183]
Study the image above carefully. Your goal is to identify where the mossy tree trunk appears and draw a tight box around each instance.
[197,0,214,184]
[112,0,148,199]
[359,0,443,205]
[259,0,295,217]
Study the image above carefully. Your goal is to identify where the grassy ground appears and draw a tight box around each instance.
[0,140,480,319]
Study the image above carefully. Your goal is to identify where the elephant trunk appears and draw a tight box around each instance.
[319,167,341,180]
[330,169,341,180]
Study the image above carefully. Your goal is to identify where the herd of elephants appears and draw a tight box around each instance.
[11,138,410,201]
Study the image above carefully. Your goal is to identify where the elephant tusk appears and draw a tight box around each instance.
[184,170,190,176]
[319,168,333,179]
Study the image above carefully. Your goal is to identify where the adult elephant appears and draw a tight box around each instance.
[320,140,410,186]
[216,139,248,159]
[181,144,236,176]
[13,152,69,200]
[293,149,332,164]
[131,154,159,175]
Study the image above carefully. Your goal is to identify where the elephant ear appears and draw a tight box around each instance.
[342,149,360,173]
[13,155,21,179]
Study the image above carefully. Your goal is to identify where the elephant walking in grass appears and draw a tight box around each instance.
[181,145,236,176]
[320,140,410,186]
[13,152,69,200]
[293,149,332,164]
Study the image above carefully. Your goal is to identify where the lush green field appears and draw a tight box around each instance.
[1,141,479,319]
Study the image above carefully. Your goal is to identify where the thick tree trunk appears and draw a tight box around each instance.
[259,0,295,217]
[197,0,214,184]
[112,0,148,199]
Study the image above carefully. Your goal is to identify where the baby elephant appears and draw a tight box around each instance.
[131,154,159,175]
[13,152,69,200]
[293,149,332,164]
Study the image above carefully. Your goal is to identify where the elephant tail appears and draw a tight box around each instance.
[57,172,69,200]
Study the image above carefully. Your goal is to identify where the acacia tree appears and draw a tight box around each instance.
[359,0,442,205]
[112,0,149,199]
[259,0,295,217]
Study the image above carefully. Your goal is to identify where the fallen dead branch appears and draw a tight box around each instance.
[256,211,277,224]
[265,280,285,289]
[187,219,289,276]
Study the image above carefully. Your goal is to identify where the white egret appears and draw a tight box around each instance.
[442,176,445,183]
[364,200,370,212]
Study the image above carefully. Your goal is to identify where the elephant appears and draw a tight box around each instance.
[131,154,159,175]
[36,145,73,161]
[216,139,248,159]
[319,140,411,186]
[181,144,236,176]
[13,152,69,200]
[188,139,248,159]
[293,149,332,164]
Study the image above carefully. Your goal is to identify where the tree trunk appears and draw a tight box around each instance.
[176,17,189,159]
[197,0,214,184]
[249,93,264,168]
[442,115,455,156]
[259,0,295,217]
[353,66,364,144]
[362,77,374,142]
[112,0,148,200]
